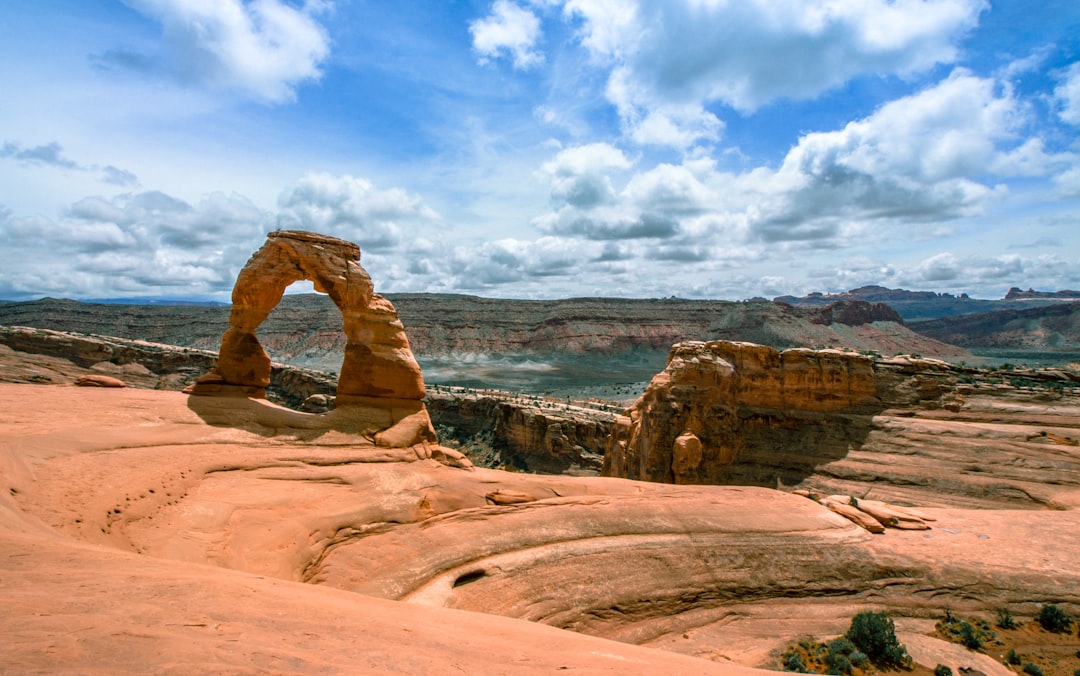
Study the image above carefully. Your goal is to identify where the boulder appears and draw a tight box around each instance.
[74,374,126,388]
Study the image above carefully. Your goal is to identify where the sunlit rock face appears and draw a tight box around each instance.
[189,230,436,449]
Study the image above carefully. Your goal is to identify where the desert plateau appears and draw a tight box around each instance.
[2,230,1079,675]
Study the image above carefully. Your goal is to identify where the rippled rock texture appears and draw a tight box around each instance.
[3,384,1078,672]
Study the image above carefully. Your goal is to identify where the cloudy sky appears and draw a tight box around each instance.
[1,0,1079,302]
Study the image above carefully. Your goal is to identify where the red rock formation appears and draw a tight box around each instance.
[189,230,437,451]
[603,340,1080,512]
[604,341,882,484]
[74,374,126,387]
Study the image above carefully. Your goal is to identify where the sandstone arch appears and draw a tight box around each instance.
[190,230,437,448]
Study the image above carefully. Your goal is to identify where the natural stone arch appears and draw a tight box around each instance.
[214,230,425,402]
[187,230,447,451]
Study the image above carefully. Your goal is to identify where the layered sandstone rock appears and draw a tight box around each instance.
[189,230,437,450]
[425,388,614,473]
[604,341,883,484]
[604,340,1080,511]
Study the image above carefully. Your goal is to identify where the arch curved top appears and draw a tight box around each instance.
[230,230,373,329]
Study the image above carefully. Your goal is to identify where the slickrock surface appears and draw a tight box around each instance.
[605,340,1080,510]
[3,383,1079,672]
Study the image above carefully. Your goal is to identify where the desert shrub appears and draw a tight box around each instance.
[959,621,982,649]
[827,638,857,656]
[825,652,853,675]
[1022,663,1043,676]
[1006,649,1021,665]
[782,650,808,673]
[938,612,995,651]
[849,651,869,667]
[824,636,858,675]
[996,607,1017,629]
[845,610,911,669]
[935,665,953,676]
[1036,603,1073,633]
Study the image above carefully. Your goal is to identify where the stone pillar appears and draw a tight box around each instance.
[337,296,425,400]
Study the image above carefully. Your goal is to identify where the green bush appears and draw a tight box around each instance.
[849,651,869,667]
[1036,604,1073,633]
[996,607,1017,630]
[1006,648,1021,665]
[1022,663,1043,676]
[845,610,912,669]
[782,650,808,673]
[935,665,953,676]
[827,638,857,656]
[958,621,982,649]
[825,652,853,675]
[824,636,858,675]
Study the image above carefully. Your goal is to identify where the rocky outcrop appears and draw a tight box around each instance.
[189,230,437,451]
[75,374,126,387]
[196,230,424,402]
[806,300,903,326]
[604,340,1080,509]
[425,388,615,474]
[604,341,885,484]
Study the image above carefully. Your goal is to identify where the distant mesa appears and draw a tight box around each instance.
[774,285,970,306]
[1004,286,1080,300]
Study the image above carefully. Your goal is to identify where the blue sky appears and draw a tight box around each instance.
[1,0,1079,301]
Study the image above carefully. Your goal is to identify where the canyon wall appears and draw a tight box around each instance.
[425,389,614,474]
[0,295,967,366]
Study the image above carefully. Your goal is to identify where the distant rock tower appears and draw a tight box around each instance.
[188,230,438,449]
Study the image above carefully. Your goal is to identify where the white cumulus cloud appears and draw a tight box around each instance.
[0,190,268,299]
[470,0,544,69]
[119,0,330,103]
[276,173,442,252]
[1054,61,1080,126]
[562,0,986,148]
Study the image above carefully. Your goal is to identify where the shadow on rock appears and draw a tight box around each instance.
[604,341,920,487]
